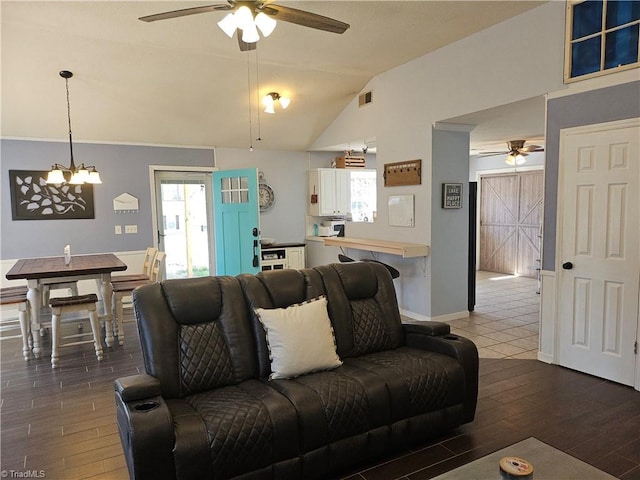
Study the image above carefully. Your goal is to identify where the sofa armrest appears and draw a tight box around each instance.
[114,374,176,480]
[403,325,479,423]
[115,373,162,402]
[403,321,450,336]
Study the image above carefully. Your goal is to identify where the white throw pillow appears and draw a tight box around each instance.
[255,296,342,380]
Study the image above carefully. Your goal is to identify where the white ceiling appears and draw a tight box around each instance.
[444,95,547,154]
[1,1,546,152]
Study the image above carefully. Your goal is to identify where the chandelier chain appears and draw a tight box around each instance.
[64,76,76,168]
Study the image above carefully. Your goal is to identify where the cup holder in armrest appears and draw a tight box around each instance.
[443,335,459,341]
[134,401,159,412]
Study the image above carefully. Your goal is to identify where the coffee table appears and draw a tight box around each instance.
[432,437,617,479]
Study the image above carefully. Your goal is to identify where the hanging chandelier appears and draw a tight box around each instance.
[46,70,102,185]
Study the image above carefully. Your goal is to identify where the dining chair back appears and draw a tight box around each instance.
[111,247,158,284]
[0,286,32,361]
[111,251,166,346]
[149,251,166,282]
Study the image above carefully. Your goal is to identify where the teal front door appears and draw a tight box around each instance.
[213,168,260,275]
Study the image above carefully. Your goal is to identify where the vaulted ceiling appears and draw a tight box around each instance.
[1,1,545,152]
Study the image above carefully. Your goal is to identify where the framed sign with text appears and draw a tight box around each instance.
[442,183,463,209]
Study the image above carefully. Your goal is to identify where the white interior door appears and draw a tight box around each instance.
[557,118,640,386]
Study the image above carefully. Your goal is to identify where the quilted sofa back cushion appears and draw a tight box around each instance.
[239,269,325,378]
[133,276,257,398]
[315,262,405,357]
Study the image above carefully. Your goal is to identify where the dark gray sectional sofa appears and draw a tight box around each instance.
[115,262,478,479]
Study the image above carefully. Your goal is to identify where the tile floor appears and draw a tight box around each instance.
[448,270,540,360]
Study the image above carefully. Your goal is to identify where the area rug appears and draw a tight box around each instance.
[431,437,617,480]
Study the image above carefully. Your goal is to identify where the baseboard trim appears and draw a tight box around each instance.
[400,309,469,322]
[537,352,553,364]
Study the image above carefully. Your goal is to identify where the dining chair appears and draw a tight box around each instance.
[0,286,32,361]
[110,247,157,284]
[111,251,166,346]
[48,293,103,368]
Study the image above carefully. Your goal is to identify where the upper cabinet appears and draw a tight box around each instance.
[309,168,351,216]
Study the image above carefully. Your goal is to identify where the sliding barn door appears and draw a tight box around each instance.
[479,171,543,276]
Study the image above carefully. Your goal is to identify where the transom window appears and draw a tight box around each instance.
[565,0,639,82]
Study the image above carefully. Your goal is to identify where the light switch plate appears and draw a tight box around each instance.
[125,225,138,234]
[115,225,122,235]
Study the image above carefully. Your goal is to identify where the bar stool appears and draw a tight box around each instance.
[42,281,79,306]
[0,286,32,361]
[49,294,103,368]
[337,254,400,279]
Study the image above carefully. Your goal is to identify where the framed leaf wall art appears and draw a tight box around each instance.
[9,170,95,220]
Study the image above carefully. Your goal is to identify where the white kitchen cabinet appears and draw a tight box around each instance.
[286,247,305,269]
[309,168,350,216]
[261,244,306,271]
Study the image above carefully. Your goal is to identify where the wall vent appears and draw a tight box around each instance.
[358,90,373,107]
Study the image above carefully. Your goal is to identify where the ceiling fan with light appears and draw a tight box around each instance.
[139,1,350,51]
[477,140,544,166]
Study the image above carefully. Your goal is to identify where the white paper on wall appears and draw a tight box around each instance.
[388,194,414,227]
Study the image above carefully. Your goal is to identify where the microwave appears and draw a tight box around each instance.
[321,220,345,237]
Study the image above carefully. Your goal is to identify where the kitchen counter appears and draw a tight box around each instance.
[261,242,306,249]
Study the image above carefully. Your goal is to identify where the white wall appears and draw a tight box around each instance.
[311,2,567,319]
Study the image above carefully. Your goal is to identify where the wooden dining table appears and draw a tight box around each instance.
[6,253,127,357]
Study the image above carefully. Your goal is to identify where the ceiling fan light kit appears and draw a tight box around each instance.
[505,152,527,166]
[505,140,528,166]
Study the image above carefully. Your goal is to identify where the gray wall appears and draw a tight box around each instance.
[1,139,214,259]
[431,127,470,316]
[1,139,340,261]
[542,81,640,271]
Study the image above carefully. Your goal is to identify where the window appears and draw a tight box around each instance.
[565,0,639,82]
[220,176,249,204]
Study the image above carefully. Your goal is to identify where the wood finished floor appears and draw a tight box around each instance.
[1,283,639,479]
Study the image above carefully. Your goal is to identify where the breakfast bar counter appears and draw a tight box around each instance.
[323,236,430,258]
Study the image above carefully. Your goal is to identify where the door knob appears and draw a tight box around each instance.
[562,262,573,270]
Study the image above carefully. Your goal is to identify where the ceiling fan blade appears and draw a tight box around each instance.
[139,4,231,22]
[238,35,257,51]
[263,4,349,34]
[476,150,508,157]
[520,144,544,152]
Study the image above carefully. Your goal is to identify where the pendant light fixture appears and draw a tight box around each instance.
[46,70,101,185]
